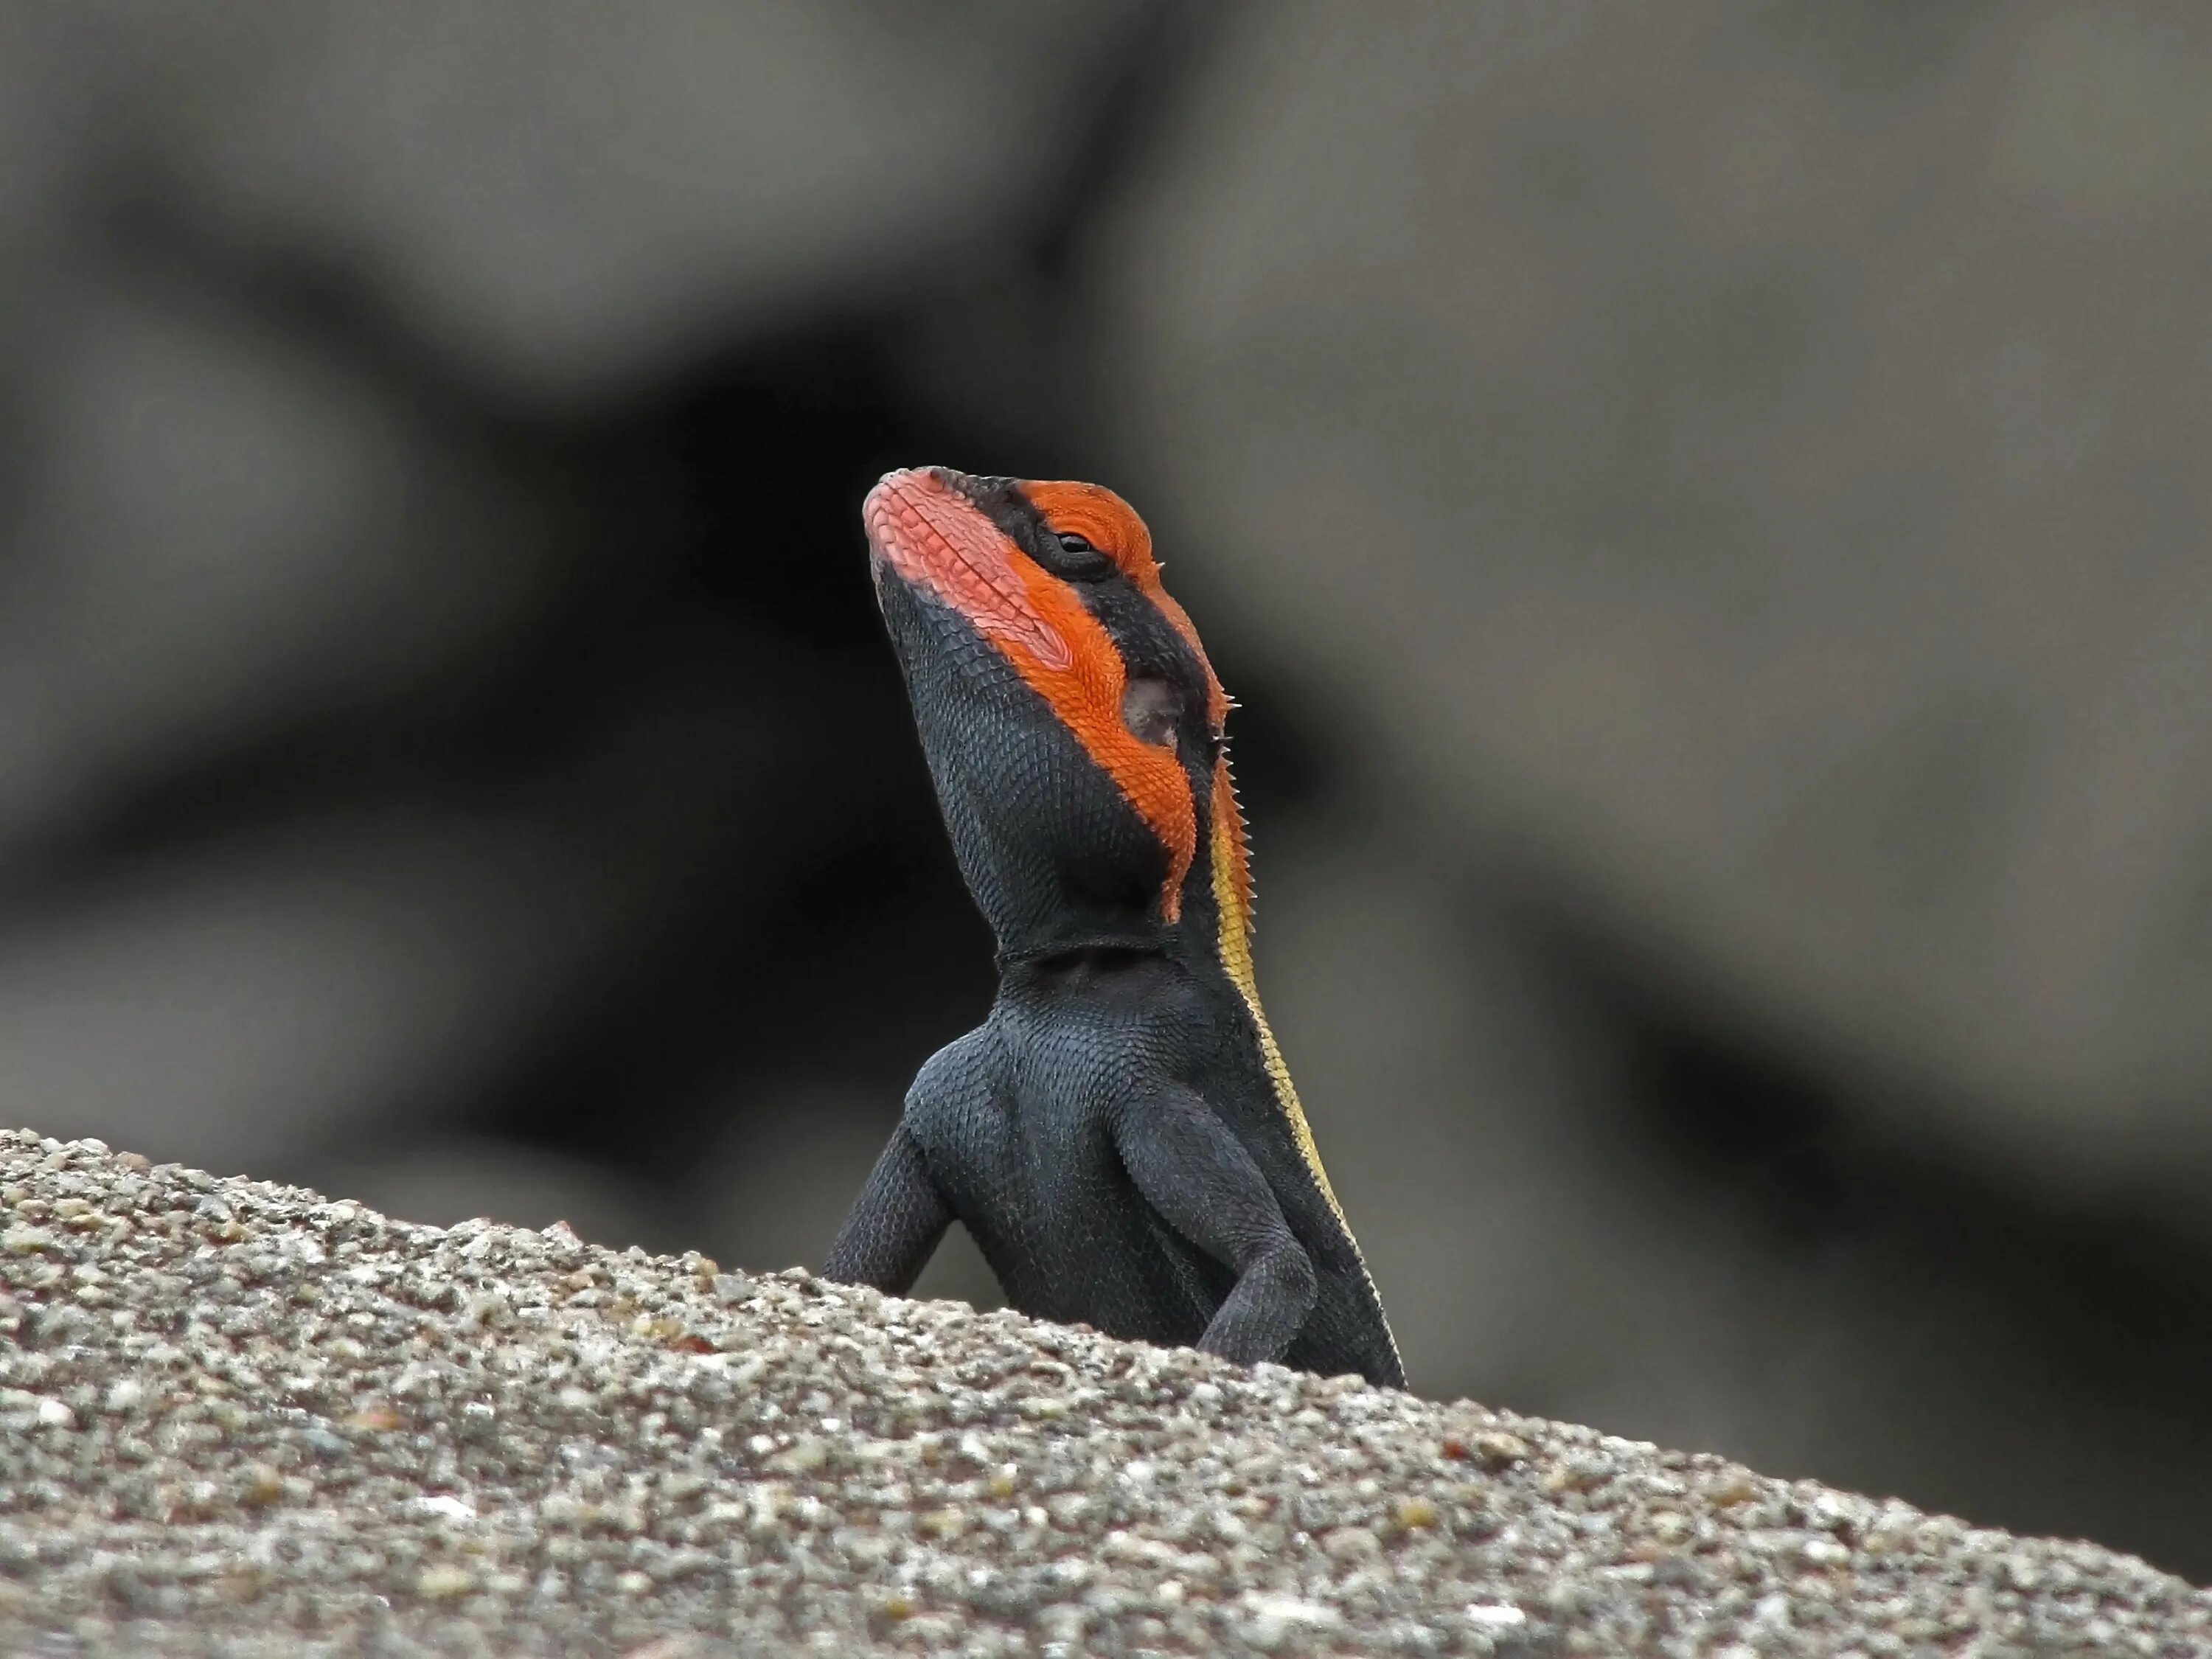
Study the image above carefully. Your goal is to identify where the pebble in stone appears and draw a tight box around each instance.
[0,1129,2206,1658]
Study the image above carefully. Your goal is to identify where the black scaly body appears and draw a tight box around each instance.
[824,467,1402,1387]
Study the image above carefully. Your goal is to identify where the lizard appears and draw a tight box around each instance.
[823,465,1403,1388]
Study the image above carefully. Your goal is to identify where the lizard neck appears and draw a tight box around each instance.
[988,748,1242,978]
[994,931,1175,973]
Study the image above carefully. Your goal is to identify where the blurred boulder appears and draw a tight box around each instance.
[0,270,557,860]
[91,0,1146,401]
[1097,1,2212,1210]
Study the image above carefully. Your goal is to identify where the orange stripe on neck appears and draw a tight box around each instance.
[870,470,1195,922]
[992,555,1196,922]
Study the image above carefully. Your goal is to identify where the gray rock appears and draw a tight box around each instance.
[1,1129,2203,1657]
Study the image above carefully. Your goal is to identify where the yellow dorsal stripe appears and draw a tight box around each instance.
[1208,773,1400,1375]
[1209,795,1348,1227]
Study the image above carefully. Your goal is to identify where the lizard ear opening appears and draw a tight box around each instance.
[1121,677,1183,748]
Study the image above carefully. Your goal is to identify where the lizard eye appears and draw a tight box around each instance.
[1121,677,1183,748]
[1037,529,1114,581]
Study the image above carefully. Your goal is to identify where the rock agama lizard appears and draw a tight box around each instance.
[824,467,1403,1388]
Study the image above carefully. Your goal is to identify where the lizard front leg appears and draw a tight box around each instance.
[822,1123,952,1295]
[824,1027,1002,1294]
[1109,1081,1318,1366]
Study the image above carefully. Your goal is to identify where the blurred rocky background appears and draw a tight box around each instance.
[1,0,2208,1579]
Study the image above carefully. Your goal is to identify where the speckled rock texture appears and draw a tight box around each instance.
[1,1131,2204,1658]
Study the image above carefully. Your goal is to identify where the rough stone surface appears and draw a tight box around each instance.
[2,1130,2205,1658]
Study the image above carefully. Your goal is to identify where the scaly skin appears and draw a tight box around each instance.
[824,467,1402,1387]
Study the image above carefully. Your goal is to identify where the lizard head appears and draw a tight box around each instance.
[864,465,1242,961]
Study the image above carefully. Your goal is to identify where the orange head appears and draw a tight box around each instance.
[863,467,1248,960]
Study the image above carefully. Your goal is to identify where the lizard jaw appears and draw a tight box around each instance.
[863,467,1074,672]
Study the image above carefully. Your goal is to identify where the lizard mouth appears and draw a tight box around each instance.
[863,468,1074,671]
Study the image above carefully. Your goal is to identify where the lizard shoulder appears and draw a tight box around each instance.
[902,1024,1006,1130]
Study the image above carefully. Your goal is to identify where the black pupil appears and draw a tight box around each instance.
[1058,533,1095,554]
